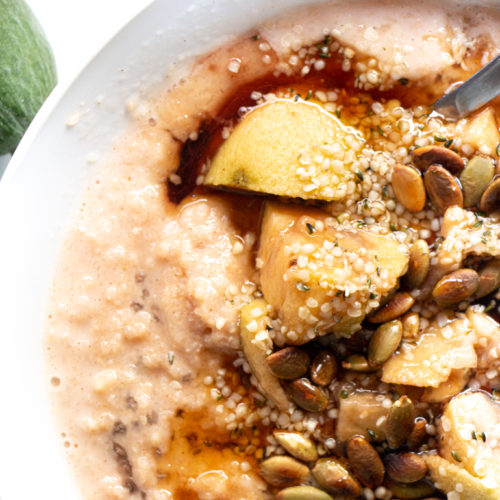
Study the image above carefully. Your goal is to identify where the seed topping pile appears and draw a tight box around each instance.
[167,25,500,500]
[44,4,500,499]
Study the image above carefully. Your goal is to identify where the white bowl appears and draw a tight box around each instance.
[0,0,324,498]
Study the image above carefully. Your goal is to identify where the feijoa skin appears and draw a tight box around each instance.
[0,0,57,154]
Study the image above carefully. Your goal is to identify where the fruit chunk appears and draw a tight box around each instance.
[240,299,289,411]
[429,392,500,496]
[390,310,500,397]
[422,368,470,403]
[425,454,500,500]
[467,309,500,370]
[418,207,500,300]
[439,207,500,267]
[0,0,57,154]
[460,107,500,156]
[258,202,409,344]
[204,100,364,201]
[381,317,477,387]
[336,391,390,442]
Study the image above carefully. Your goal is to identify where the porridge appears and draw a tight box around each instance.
[45,1,500,499]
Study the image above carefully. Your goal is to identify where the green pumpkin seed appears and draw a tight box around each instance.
[406,417,428,450]
[274,431,318,462]
[310,351,338,387]
[276,486,333,500]
[476,259,500,299]
[385,396,415,449]
[341,354,376,372]
[288,378,328,412]
[260,456,310,488]
[412,145,463,174]
[460,155,495,207]
[405,239,430,289]
[267,347,310,380]
[368,320,403,367]
[402,312,420,339]
[369,292,415,323]
[392,163,426,213]
[385,452,428,483]
[347,436,385,488]
[479,176,500,213]
[424,164,463,214]
[312,458,362,497]
[432,268,480,307]
[385,478,435,499]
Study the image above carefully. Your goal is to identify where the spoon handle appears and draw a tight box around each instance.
[433,54,500,120]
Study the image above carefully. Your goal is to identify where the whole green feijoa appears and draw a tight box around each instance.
[0,0,57,154]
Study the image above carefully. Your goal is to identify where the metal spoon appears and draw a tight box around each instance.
[433,54,500,120]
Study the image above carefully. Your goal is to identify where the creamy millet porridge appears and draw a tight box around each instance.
[46,1,500,499]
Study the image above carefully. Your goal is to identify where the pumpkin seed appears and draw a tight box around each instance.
[385,396,415,449]
[432,268,480,307]
[260,456,310,488]
[346,436,385,488]
[267,347,310,380]
[392,164,426,213]
[412,145,463,174]
[368,320,403,367]
[479,176,500,213]
[274,431,318,462]
[310,351,338,387]
[424,164,463,214]
[288,378,328,412]
[460,155,495,207]
[312,458,362,497]
[475,259,500,299]
[276,486,333,500]
[406,417,428,450]
[402,312,420,339]
[385,478,435,499]
[369,292,415,323]
[385,452,428,483]
[405,240,430,289]
[341,354,376,372]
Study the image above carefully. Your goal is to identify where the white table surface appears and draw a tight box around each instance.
[26,0,153,86]
[0,0,153,174]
